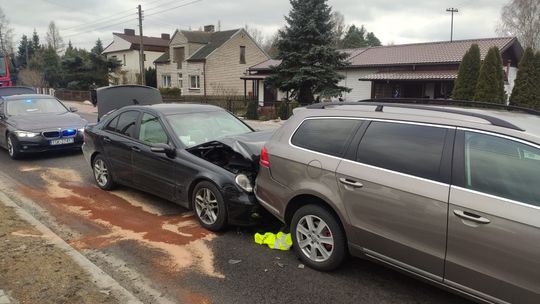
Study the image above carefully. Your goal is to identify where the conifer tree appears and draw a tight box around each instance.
[452,44,481,100]
[267,0,350,104]
[510,47,538,107]
[474,47,506,103]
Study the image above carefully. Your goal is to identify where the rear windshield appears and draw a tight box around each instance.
[6,98,68,116]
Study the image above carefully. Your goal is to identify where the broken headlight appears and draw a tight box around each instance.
[235,174,253,193]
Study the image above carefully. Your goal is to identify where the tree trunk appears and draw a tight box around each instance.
[298,86,315,105]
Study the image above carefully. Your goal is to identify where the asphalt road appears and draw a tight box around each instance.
[0,111,472,304]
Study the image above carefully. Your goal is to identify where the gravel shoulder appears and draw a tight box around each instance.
[0,202,120,304]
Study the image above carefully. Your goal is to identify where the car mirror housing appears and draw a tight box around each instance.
[151,143,176,158]
[69,107,78,112]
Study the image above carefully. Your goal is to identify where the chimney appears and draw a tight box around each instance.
[204,25,215,33]
[124,29,136,36]
[161,33,170,40]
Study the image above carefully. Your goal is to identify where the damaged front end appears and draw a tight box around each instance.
[187,130,274,192]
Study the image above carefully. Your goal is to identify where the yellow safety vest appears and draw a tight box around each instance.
[254,232,292,251]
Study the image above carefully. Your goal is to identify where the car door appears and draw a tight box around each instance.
[131,112,177,201]
[101,110,140,185]
[336,120,455,281]
[445,129,540,304]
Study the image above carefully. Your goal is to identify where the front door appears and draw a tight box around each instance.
[336,121,455,280]
[132,112,177,201]
[445,130,540,303]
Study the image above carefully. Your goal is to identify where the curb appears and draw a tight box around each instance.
[0,190,143,304]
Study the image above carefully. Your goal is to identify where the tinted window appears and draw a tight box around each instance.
[357,122,447,181]
[291,119,360,157]
[139,113,168,145]
[104,115,119,132]
[115,111,139,138]
[462,131,540,207]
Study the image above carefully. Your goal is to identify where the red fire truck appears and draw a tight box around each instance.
[0,54,13,87]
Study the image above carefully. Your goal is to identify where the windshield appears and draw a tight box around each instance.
[0,57,6,77]
[6,98,68,116]
[167,111,252,147]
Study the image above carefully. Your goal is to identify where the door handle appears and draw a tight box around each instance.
[103,136,111,143]
[453,210,491,224]
[131,146,141,152]
[339,178,364,188]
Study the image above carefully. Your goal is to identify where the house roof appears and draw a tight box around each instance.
[248,37,522,71]
[187,29,241,61]
[103,32,170,54]
[154,51,170,63]
[358,70,459,81]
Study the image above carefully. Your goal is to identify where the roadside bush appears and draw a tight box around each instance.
[159,87,181,97]
[278,101,290,120]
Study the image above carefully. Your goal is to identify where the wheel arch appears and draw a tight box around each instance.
[284,194,347,235]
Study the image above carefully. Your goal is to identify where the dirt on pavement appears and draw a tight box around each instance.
[0,203,120,304]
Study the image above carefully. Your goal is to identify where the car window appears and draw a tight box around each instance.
[462,131,540,207]
[167,111,251,147]
[115,111,139,138]
[138,113,168,145]
[357,121,447,181]
[104,115,119,132]
[291,119,360,157]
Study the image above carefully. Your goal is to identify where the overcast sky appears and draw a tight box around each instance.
[2,0,508,51]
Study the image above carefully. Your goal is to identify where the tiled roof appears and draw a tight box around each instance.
[154,51,170,63]
[349,37,517,66]
[181,31,212,44]
[187,29,241,61]
[113,33,170,47]
[358,70,458,81]
[248,37,521,70]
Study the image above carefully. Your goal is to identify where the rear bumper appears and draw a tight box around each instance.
[14,135,84,153]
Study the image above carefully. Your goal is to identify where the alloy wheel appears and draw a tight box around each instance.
[296,215,335,263]
[194,188,219,225]
[7,137,14,157]
[93,159,109,187]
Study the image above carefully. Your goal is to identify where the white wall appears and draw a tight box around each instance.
[339,69,377,101]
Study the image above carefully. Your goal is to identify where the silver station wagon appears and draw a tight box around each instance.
[255,100,540,304]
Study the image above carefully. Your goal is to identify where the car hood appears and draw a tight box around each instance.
[187,130,274,176]
[8,112,88,131]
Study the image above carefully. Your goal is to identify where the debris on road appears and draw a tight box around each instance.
[298,264,305,269]
[276,262,285,268]
[254,232,292,250]
[228,259,242,265]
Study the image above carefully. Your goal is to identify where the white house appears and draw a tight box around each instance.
[103,29,170,84]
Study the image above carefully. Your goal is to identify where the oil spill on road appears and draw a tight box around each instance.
[18,166,224,279]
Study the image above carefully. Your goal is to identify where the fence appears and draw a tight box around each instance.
[54,89,91,101]
[163,95,251,116]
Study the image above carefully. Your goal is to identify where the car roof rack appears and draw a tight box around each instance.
[305,98,538,131]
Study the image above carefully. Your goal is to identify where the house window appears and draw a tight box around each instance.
[162,75,171,88]
[173,47,185,69]
[190,75,200,89]
[123,54,126,66]
[178,73,183,88]
[240,46,246,64]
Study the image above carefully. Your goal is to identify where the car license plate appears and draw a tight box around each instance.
[50,138,75,145]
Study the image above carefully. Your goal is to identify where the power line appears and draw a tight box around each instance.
[63,16,138,39]
[145,0,204,18]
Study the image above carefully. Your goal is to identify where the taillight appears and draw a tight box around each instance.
[260,146,270,168]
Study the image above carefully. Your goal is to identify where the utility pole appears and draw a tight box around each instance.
[138,4,146,85]
[446,7,459,42]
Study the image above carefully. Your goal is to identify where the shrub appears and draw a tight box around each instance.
[245,100,258,120]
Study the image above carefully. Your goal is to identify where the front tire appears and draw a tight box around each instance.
[291,205,347,271]
[192,181,227,232]
[7,134,21,160]
[92,155,115,190]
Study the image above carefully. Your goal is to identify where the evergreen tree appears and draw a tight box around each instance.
[267,0,350,104]
[31,29,40,50]
[91,39,104,55]
[41,46,62,87]
[474,47,506,103]
[533,52,540,109]
[509,47,538,107]
[65,40,76,57]
[341,25,366,48]
[145,67,157,88]
[365,32,382,47]
[452,44,481,100]
[16,35,30,67]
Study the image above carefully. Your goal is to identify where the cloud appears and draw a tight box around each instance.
[1,0,507,50]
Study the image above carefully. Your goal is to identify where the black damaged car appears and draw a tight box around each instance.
[0,94,87,159]
[82,103,272,231]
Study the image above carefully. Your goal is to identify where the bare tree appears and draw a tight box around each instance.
[331,11,347,48]
[498,0,540,49]
[0,6,14,54]
[18,68,46,87]
[46,21,65,53]
[244,24,265,47]
[262,31,280,58]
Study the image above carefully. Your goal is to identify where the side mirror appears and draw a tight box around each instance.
[150,143,176,158]
[69,107,78,112]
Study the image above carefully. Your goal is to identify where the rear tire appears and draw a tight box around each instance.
[7,134,21,160]
[291,204,347,271]
[192,181,228,232]
[92,155,115,190]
